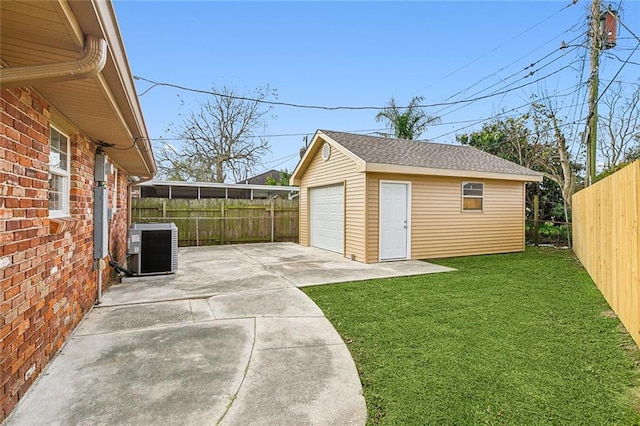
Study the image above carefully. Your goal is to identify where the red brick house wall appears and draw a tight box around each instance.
[108,166,130,270]
[1,87,129,419]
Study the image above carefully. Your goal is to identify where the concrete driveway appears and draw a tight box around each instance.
[6,243,452,425]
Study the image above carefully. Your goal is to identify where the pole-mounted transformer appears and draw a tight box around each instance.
[600,8,618,50]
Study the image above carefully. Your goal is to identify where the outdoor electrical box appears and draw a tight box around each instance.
[128,223,178,276]
[95,152,109,182]
[93,185,108,259]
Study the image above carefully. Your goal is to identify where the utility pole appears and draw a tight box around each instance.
[586,0,601,186]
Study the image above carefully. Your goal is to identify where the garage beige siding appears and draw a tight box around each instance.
[366,173,525,262]
[366,176,380,263]
[299,143,366,261]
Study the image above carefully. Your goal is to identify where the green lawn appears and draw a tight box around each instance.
[303,247,640,425]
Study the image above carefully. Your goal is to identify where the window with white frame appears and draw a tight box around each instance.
[49,127,70,217]
[462,182,483,212]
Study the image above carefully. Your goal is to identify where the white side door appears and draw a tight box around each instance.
[379,182,409,260]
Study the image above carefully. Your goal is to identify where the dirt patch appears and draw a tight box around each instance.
[601,309,618,318]
[629,386,640,415]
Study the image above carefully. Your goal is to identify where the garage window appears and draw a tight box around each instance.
[462,182,483,212]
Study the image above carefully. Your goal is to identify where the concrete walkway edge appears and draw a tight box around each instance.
[5,243,453,425]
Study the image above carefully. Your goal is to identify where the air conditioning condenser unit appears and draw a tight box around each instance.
[127,223,178,276]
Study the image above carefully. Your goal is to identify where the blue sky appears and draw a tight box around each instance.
[113,1,640,179]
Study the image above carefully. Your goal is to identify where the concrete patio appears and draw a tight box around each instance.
[6,243,452,425]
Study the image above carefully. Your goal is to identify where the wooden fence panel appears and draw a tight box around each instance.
[573,161,640,348]
[131,198,299,246]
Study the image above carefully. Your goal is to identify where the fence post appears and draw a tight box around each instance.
[196,217,200,246]
[162,200,166,219]
[533,194,539,246]
[221,199,225,245]
[270,199,275,243]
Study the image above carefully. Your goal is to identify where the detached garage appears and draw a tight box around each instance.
[291,130,543,263]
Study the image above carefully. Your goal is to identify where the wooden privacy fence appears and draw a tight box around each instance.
[573,161,640,348]
[131,198,299,246]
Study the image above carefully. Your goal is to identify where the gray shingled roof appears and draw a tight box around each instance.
[320,130,541,177]
[236,169,282,185]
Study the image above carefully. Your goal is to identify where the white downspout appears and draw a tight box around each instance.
[0,36,107,88]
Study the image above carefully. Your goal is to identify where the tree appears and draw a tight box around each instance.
[456,90,593,247]
[456,102,583,227]
[598,81,640,172]
[625,142,640,162]
[456,116,535,167]
[529,101,580,228]
[154,147,218,181]
[156,85,275,182]
[265,169,291,186]
[456,116,559,220]
[375,96,440,140]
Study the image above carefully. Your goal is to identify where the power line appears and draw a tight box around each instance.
[435,43,581,113]
[135,64,576,113]
[428,83,590,141]
[147,127,388,142]
[618,17,640,43]
[258,154,299,173]
[432,44,583,120]
[565,44,590,143]
[416,0,579,93]
[432,24,585,112]
[436,71,587,128]
[149,83,588,146]
[149,85,588,145]
[603,52,640,66]
[436,64,576,114]
[597,41,640,102]
[133,13,588,120]
[260,152,299,167]
[599,77,640,85]
[151,133,311,142]
[135,76,383,110]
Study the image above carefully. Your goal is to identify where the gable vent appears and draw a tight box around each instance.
[321,143,331,162]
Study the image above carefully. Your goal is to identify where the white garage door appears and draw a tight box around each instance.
[309,185,344,254]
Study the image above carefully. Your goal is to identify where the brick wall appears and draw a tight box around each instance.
[107,167,130,274]
[1,87,130,420]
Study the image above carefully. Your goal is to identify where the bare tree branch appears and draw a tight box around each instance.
[530,101,578,229]
[599,81,640,171]
[155,85,275,182]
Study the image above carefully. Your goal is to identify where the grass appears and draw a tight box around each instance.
[303,247,640,425]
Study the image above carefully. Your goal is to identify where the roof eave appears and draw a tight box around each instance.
[364,163,543,182]
[291,130,366,184]
[82,0,156,177]
[0,0,156,178]
[290,130,321,185]
[139,180,299,191]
